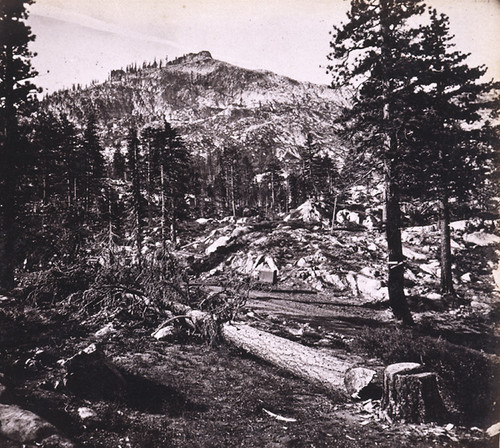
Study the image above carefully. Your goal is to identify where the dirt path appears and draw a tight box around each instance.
[245,290,393,337]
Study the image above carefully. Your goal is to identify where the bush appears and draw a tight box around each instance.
[20,263,96,305]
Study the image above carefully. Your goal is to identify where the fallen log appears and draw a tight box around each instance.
[163,301,354,394]
[222,323,353,393]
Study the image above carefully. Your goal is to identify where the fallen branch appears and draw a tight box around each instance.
[262,408,297,423]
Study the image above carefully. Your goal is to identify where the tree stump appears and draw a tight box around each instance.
[382,363,446,423]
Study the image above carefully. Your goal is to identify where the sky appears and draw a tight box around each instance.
[27,0,500,94]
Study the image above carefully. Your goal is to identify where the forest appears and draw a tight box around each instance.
[0,0,499,447]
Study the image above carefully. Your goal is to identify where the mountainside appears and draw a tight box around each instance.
[44,51,350,165]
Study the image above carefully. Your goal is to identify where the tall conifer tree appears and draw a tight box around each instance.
[0,0,38,288]
[327,0,428,324]
[407,9,498,297]
[160,121,191,244]
[80,115,105,214]
[126,127,145,266]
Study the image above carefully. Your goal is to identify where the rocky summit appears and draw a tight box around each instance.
[44,51,349,165]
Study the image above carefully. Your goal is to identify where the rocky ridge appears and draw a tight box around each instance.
[44,51,350,166]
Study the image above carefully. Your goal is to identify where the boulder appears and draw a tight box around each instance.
[77,407,96,421]
[348,211,362,225]
[151,325,175,340]
[0,404,57,443]
[449,220,468,232]
[323,273,346,290]
[460,272,473,283]
[230,226,250,238]
[356,274,387,303]
[403,247,428,261]
[364,215,380,230]
[450,238,464,249]
[38,434,75,447]
[336,209,363,225]
[345,273,358,295]
[420,261,440,277]
[94,322,116,339]
[463,232,500,247]
[205,235,232,255]
[64,344,126,400]
[284,200,329,225]
[486,422,500,438]
[425,292,442,301]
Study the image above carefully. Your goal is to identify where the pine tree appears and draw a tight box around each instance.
[58,114,80,208]
[261,154,284,214]
[160,121,191,244]
[30,111,72,206]
[141,122,191,245]
[327,0,428,324]
[141,124,163,228]
[126,127,146,266]
[79,115,105,215]
[300,133,322,200]
[239,154,256,211]
[216,145,240,217]
[406,9,498,298]
[0,0,38,288]
[111,148,126,180]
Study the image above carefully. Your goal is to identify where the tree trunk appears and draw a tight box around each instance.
[146,155,153,229]
[230,164,236,218]
[331,195,338,234]
[385,161,413,324]
[108,187,114,265]
[42,176,47,204]
[271,171,275,210]
[130,138,143,267]
[160,163,166,250]
[169,194,176,244]
[0,207,15,290]
[0,45,17,290]
[438,191,454,298]
[223,323,353,392]
[67,178,72,206]
[379,0,412,325]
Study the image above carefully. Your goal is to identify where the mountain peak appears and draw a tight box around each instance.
[46,50,346,166]
[170,51,213,65]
